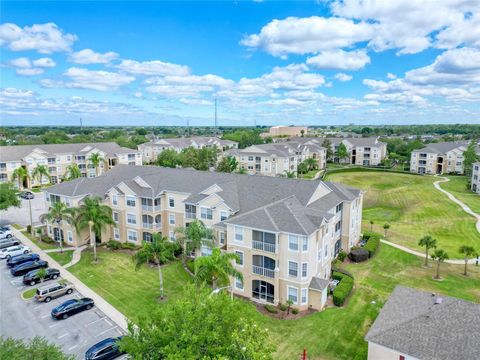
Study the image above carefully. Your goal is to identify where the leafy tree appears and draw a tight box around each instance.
[11,167,29,189]
[336,143,350,163]
[459,245,476,276]
[73,196,115,262]
[132,234,174,300]
[87,152,104,177]
[40,202,74,253]
[300,129,305,137]
[120,285,274,359]
[322,138,334,161]
[304,157,318,171]
[64,164,82,180]
[431,249,449,279]
[175,219,214,269]
[222,129,264,149]
[156,149,180,168]
[216,155,238,173]
[0,336,74,360]
[383,223,390,238]
[0,182,21,211]
[36,268,47,284]
[31,165,50,185]
[418,235,437,267]
[194,248,243,289]
[297,162,308,175]
[286,299,294,315]
[179,146,218,170]
[463,140,480,177]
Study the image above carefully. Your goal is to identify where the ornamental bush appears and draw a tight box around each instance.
[279,303,288,311]
[291,308,299,315]
[364,235,381,257]
[349,248,369,263]
[107,240,122,250]
[337,250,347,262]
[264,304,278,314]
[333,276,354,306]
[121,242,137,250]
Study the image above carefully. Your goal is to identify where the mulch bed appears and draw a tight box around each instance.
[255,303,317,320]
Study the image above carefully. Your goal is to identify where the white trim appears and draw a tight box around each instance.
[301,287,308,305]
[287,285,298,305]
[288,260,298,278]
[234,250,244,267]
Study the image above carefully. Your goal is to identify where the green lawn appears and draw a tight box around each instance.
[21,231,58,251]
[69,246,480,360]
[326,171,479,258]
[300,169,321,179]
[48,250,74,266]
[440,176,480,214]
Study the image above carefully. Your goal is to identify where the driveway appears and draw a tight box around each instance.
[0,192,47,227]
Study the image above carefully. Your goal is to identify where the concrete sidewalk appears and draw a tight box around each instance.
[12,228,129,332]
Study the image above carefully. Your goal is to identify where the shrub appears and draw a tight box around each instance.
[36,228,43,235]
[337,250,347,262]
[333,276,354,306]
[364,236,381,257]
[291,308,299,315]
[40,235,54,243]
[121,242,137,250]
[186,260,195,274]
[332,271,345,281]
[332,268,354,280]
[106,240,122,250]
[279,303,288,311]
[26,225,32,234]
[171,242,182,257]
[264,304,278,314]
[349,248,369,263]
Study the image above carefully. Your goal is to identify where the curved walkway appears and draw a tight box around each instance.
[64,245,87,268]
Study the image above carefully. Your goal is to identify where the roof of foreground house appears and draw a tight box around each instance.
[365,286,480,360]
[46,165,362,236]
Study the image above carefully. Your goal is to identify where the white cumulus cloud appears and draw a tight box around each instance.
[307,49,370,70]
[69,49,119,64]
[334,73,353,82]
[117,59,190,76]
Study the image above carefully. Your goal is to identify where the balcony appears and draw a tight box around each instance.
[142,205,153,212]
[143,222,153,229]
[252,240,276,253]
[252,265,275,278]
[185,211,197,219]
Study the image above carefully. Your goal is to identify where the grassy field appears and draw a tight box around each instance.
[326,171,479,258]
[21,231,58,251]
[70,246,480,360]
[440,176,480,214]
[48,250,74,266]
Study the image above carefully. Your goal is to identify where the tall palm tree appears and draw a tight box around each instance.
[459,245,476,276]
[73,196,115,261]
[175,220,214,269]
[383,223,390,238]
[418,235,437,267]
[194,248,243,290]
[31,165,51,186]
[132,234,173,300]
[64,164,82,181]
[431,249,449,279]
[88,152,104,177]
[40,201,74,253]
[11,167,29,189]
[304,157,318,171]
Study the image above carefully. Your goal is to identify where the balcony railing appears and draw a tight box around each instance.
[155,223,162,230]
[252,240,276,253]
[143,222,153,229]
[142,205,153,212]
[252,265,275,278]
[185,212,197,219]
[154,205,161,212]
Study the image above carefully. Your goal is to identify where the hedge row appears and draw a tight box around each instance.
[333,274,354,306]
[362,231,382,257]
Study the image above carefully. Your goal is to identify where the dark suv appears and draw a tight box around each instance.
[7,253,40,268]
[11,260,48,276]
[23,268,60,286]
[85,337,124,360]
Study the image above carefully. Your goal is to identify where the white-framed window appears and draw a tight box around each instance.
[235,276,244,290]
[113,211,119,223]
[287,286,298,304]
[234,226,243,241]
[67,231,73,243]
[220,211,228,221]
[169,197,175,208]
[248,156,254,161]
[301,288,308,305]
[126,196,136,207]
[200,207,213,220]
[112,195,118,206]
[169,231,176,241]
[302,236,308,252]
[127,213,136,225]
[288,261,298,277]
[114,228,120,240]
[219,231,225,245]
[288,234,299,251]
[169,214,175,225]
[335,221,342,232]
[302,262,308,278]
[235,251,244,266]
[48,225,52,235]
[127,230,137,242]
[324,244,328,258]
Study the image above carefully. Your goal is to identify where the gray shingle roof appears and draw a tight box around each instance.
[143,136,237,149]
[309,277,329,291]
[365,286,480,360]
[412,141,471,154]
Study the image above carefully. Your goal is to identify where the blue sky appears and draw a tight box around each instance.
[1,1,479,126]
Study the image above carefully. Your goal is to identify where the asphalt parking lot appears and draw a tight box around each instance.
[0,243,125,359]
[0,192,47,227]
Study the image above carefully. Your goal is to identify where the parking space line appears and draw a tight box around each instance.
[104,318,112,326]
[49,322,61,328]
[85,316,106,326]
[40,314,51,319]
[68,344,78,351]
[57,333,69,339]
[94,327,117,337]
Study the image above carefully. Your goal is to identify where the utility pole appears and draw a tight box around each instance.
[186,118,190,137]
[214,97,217,136]
[28,197,33,236]
[80,117,83,128]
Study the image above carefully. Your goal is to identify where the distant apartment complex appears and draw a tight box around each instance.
[266,126,308,138]
[327,137,388,166]
[410,141,480,175]
[138,136,238,163]
[225,138,327,176]
[43,165,363,311]
[472,162,480,194]
[0,142,142,188]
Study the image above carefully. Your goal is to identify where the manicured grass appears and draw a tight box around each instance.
[48,250,74,266]
[326,171,479,258]
[21,231,58,251]
[70,245,480,360]
[440,176,480,214]
[12,223,24,230]
[22,288,37,300]
[300,169,320,179]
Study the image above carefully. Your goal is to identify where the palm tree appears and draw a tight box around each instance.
[31,165,50,186]
[459,245,476,276]
[431,249,449,280]
[304,157,318,171]
[132,234,173,300]
[88,152,104,177]
[284,170,296,178]
[175,219,214,269]
[64,164,82,181]
[383,223,390,238]
[369,220,374,232]
[11,167,29,189]
[418,235,437,267]
[73,196,115,262]
[194,248,243,290]
[40,201,74,253]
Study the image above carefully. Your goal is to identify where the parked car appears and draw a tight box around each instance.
[0,245,30,259]
[0,225,10,231]
[23,268,60,286]
[0,229,13,239]
[11,260,48,276]
[0,237,20,249]
[85,337,125,360]
[35,282,74,303]
[19,191,35,200]
[7,253,40,268]
[51,298,94,320]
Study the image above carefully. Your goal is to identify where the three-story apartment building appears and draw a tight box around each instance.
[472,162,480,194]
[43,165,363,311]
[0,142,142,188]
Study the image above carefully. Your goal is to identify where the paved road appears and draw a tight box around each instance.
[0,192,47,227]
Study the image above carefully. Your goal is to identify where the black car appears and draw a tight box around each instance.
[51,298,94,320]
[7,253,40,268]
[19,191,35,200]
[23,268,60,286]
[85,337,124,360]
[11,260,48,277]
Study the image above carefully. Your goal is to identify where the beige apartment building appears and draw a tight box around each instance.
[43,164,363,311]
[410,141,480,175]
[0,142,142,188]
[266,126,308,138]
[225,140,326,177]
[472,162,480,194]
[138,136,238,163]
[327,137,387,166]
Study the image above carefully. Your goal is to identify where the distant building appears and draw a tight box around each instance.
[322,137,387,166]
[472,162,480,194]
[267,126,308,138]
[138,136,238,163]
[0,142,142,188]
[365,286,480,360]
